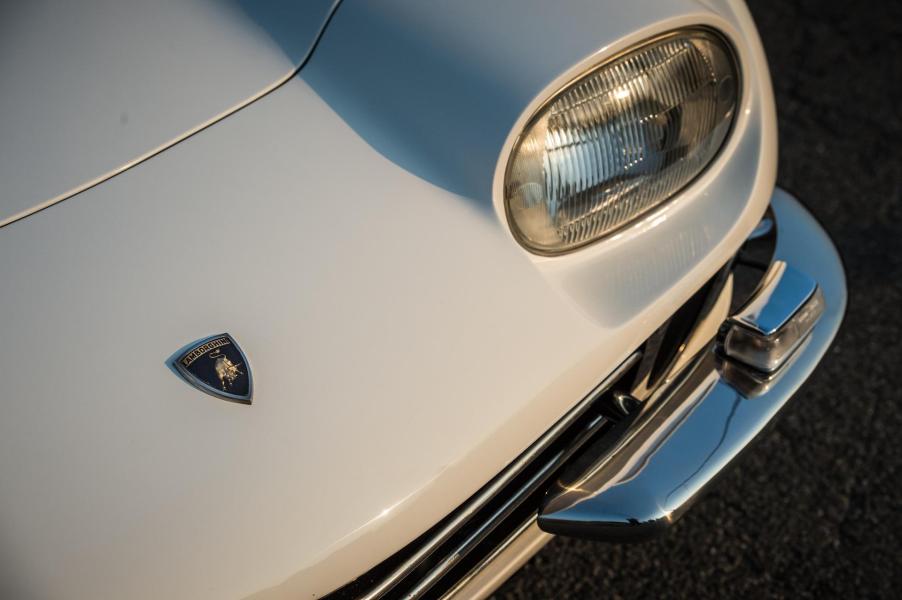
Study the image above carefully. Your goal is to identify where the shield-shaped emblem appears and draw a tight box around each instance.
[173,333,252,403]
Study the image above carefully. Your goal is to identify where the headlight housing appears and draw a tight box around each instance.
[504,28,739,254]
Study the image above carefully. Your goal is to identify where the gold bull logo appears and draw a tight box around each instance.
[208,349,244,391]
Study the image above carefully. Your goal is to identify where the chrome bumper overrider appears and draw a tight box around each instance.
[537,188,847,541]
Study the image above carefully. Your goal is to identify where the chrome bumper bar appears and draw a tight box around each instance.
[537,188,847,541]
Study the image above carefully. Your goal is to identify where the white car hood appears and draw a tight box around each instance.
[0,0,337,227]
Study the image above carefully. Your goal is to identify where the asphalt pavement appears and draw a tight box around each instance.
[495,1,902,597]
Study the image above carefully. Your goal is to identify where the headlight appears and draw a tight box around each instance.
[504,29,739,254]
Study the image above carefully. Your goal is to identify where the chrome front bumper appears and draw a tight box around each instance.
[537,188,847,541]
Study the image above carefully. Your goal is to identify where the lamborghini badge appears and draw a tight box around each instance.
[173,333,252,403]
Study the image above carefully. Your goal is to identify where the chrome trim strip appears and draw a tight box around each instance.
[402,460,557,599]
[439,516,539,600]
[536,189,846,541]
[358,351,641,599]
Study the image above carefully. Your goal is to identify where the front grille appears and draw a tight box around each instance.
[323,353,639,600]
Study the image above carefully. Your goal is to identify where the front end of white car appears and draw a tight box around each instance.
[0,1,845,599]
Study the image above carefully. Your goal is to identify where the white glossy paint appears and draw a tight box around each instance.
[0,0,776,598]
[0,0,337,227]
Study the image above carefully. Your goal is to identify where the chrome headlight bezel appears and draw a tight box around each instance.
[502,27,742,256]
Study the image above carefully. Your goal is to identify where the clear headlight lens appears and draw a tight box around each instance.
[504,29,739,254]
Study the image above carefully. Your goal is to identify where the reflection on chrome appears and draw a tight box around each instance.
[537,194,845,542]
